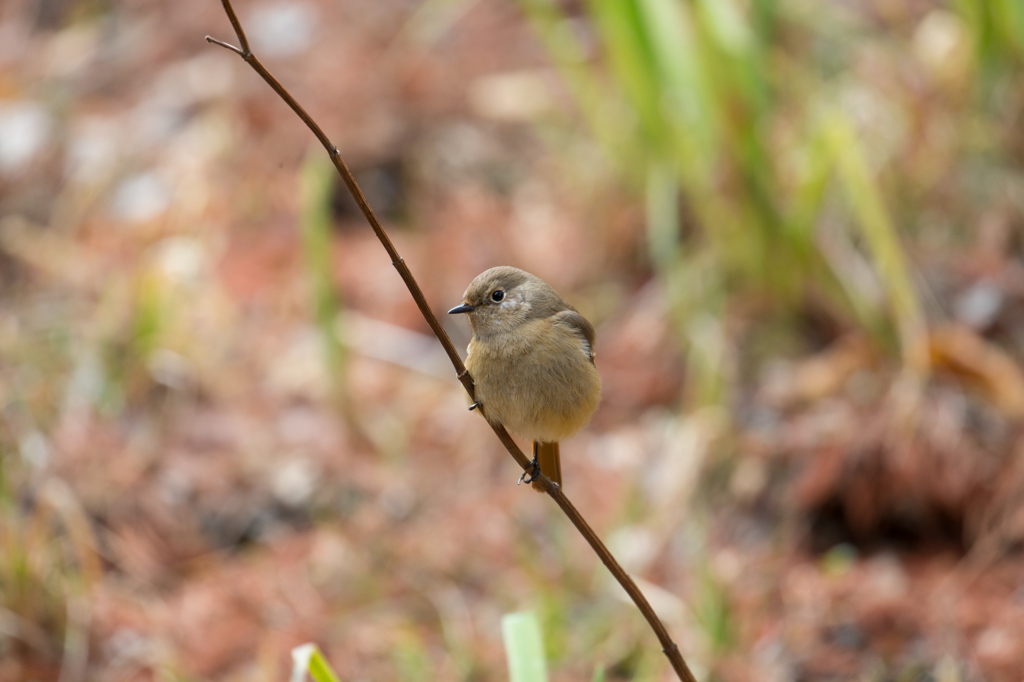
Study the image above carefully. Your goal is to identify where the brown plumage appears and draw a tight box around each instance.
[449,266,602,491]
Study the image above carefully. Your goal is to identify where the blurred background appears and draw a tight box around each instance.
[2,0,1024,679]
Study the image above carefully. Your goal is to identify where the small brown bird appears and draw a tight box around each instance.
[449,266,602,491]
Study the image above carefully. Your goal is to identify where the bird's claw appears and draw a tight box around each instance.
[517,456,541,486]
[468,401,481,411]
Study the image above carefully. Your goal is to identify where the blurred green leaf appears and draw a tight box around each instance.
[502,611,549,682]
[822,112,926,367]
[638,0,716,151]
[954,0,1024,66]
[586,0,662,151]
[291,644,342,682]
[519,0,638,171]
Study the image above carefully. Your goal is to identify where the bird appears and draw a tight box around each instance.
[448,266,602,491]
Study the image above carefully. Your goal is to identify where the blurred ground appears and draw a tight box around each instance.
[2,0,1024,681]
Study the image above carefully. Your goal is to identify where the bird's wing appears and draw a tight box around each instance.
[552,310,596,364]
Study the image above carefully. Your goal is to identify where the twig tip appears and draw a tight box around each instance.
[206,35,245,56]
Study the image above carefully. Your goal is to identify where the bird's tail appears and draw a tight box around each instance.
[532,441,561,492]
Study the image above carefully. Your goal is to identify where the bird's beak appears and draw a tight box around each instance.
[448,303,476,314]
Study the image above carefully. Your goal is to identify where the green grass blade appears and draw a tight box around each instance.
[636,0,721,186]
[291,644,342,682]
[517,0,639,171]
[823,112,926,366]
[502,611,548,682]
[586,0,666,148]
[695,0,753,56]
[994,0,1024,55]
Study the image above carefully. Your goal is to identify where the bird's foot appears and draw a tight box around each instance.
[468,401,481,411]
[517,455,541,486]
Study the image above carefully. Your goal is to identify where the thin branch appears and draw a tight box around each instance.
[207,3,698,680]
[204,36,245,56]
[218,0,250,55]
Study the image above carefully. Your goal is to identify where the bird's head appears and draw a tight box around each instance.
[448,266,564,339]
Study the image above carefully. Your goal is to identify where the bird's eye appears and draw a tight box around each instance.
[491,290,505,302]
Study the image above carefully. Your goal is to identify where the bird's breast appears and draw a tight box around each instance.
[465,320,601,442]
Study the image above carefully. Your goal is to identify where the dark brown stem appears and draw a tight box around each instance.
[207,4,697,679]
